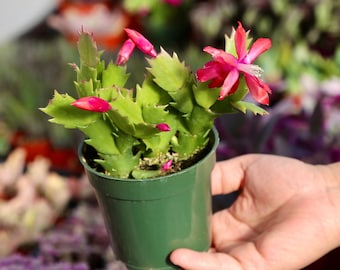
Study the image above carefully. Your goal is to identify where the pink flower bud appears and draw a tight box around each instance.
[161,160,173,172]
[156,123,171,132]
[71,96,111,113]
[116,39,136,65]
[124,28,157,58]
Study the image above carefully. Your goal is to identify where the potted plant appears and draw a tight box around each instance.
[41,22,271,269]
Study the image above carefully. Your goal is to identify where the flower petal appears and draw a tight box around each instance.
[218,69,240,100]
[235,22,247,60]
[204,46,237,67]
[203,46,225,57]
[196,61,228,88]
[208,77,226,88]
[244,74,271,105]
[125,28,157,57]
[71,96,111,112]
[196,61,223,82]
[116,39,135,65]
[247,38,272,63]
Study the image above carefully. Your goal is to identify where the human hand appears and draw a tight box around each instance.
[171,154,340,270]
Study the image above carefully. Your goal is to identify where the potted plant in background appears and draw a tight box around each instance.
[41,22,271,269]
[0,37,82,173]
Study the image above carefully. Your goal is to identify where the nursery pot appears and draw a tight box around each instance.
[78,128,219,270]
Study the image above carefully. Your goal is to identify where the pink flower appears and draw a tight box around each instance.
[156,123,171,132]
[71,96,111,112]
[196,22,272,105]
[161,160,173,172]
[116,39,135,65]
[124,28,157,58]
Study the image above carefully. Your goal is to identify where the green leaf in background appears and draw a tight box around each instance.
[123,0,157,13]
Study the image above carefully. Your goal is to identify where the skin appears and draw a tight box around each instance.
[170,154,340,270]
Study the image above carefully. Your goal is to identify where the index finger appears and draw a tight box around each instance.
[211,154,257,195]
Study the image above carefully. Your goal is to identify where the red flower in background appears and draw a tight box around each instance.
[48,1,130,50]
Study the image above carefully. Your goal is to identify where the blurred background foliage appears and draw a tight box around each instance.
[0,38,79,156]
[0,0,339,164]
[0,1,340,268]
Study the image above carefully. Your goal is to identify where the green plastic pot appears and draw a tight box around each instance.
[78,128,219,270]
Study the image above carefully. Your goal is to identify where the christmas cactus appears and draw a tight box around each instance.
[41,22,271,179]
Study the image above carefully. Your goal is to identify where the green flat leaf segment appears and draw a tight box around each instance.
[168,82,194,114]
[148,49,196,114]
[77,32,97,67]
[81,118,119,155]
[40,91,100,128]
[107,91,161,138]
[95,133,140,178]
[74,79,94,97]
[142,114,178,155]
[141,104,169,124]
[231,101,268,115]
[148,49,190,92]
[102,63,129,88]
[193,81,220,109]
[136,75,171,107]
[110,92,144,123]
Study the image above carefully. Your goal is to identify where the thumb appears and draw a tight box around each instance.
[211,154,257,195]
[170,248,243,270]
